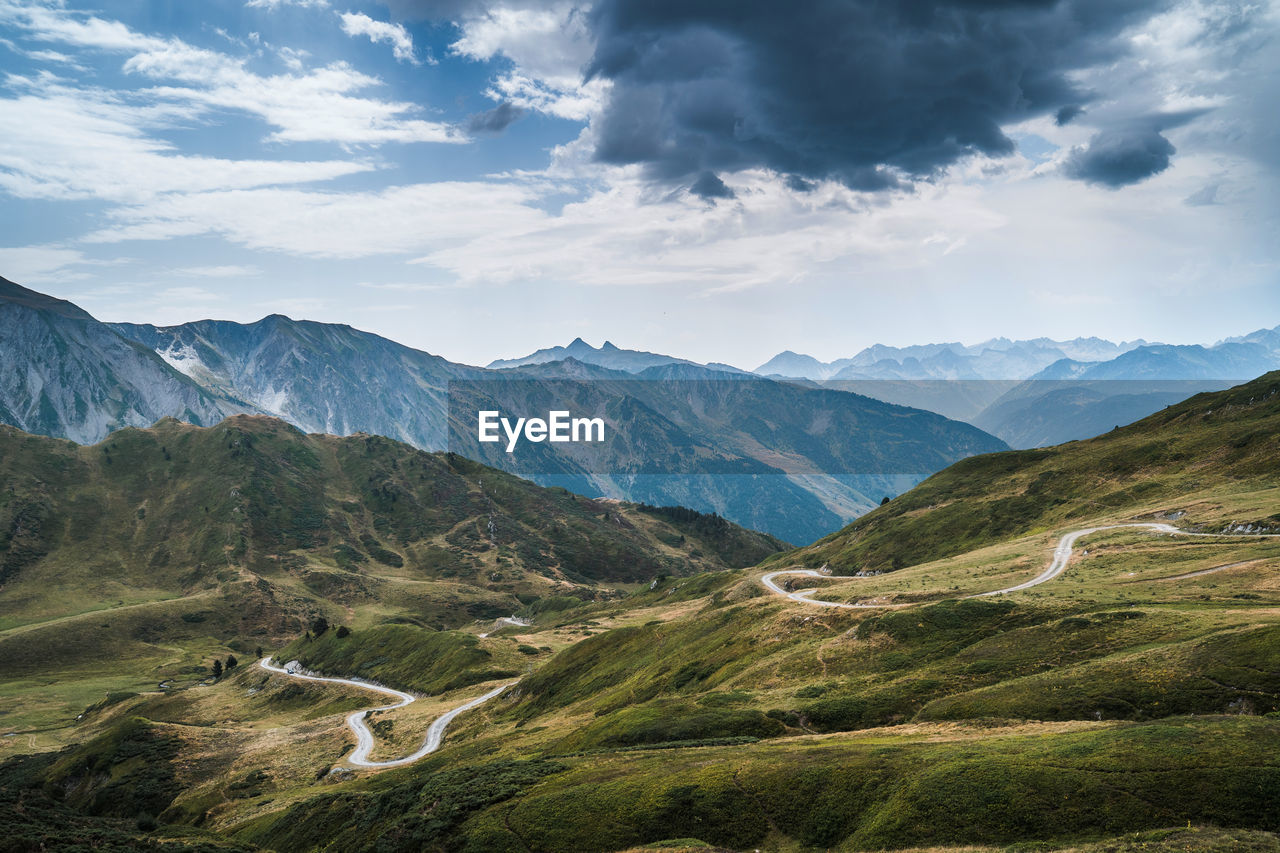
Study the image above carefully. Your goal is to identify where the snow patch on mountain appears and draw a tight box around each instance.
[157,342,205,377]
[257,386,291,417]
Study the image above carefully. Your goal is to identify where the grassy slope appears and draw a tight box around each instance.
[0,415,783,748]
[232,717,1280,853]
[0,415,785,615]
[776,371,1280,572]
[4,378,1280,851]
[275,624,529,695]
[194,522,1280,851]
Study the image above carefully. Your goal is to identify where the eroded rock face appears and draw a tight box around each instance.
[110,314,474,451]
[0,277,246,444]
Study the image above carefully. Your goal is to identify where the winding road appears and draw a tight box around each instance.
[763,522,1280,608]
[258,658,512,768]
[479,616,531,638]
[969,522,1181,597]
[760,569,898,609]
[257,522,1273,762]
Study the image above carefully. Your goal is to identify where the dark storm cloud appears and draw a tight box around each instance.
[1055,105,1085,126]
[689,170,734,200]
[583,0,1177,191]
[785,175,817,193]
[1062,110,1209,188]
[1063,128,1176,187]
[467,101,526,133]
[382,0,1213,191]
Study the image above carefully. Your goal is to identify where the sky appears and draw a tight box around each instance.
[0,0,1277,369]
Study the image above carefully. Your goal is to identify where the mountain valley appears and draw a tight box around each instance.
[2,374,1278,852]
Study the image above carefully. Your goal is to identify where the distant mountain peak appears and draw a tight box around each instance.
[487,338,690,373]
[754,351,829,379]
[756,335,1165,381]
[1217,324,1280,347]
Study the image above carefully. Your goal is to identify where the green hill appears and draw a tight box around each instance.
[0,414,784,617]
[781,371,1280,572]
[3,377,1280,852]
[0,415,783,746]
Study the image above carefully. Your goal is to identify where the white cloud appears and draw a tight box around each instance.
[414,170,1008,290]
[485,72,606,122]
[0,245,90,283]
[22,48,82,65]
[0,74,372,202]
[1,0,1274,370]
[260,296,331,316]
[450,3,605,120]
[0,0,171,53]
[137,60,463,145]
[278,46,309,71]
[339,12,419,64]
[0,37,90,70]
[72,148,1266,331]
[131,286,230,326]
[450,5,592,87]
[356,280,461,292]
[158,285,222,301]
[0,1,464,147]
[84,182,550,257]
[75,163,1014,300]
[173,265,261,278]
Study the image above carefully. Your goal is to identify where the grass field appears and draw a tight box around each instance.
[3,377,1280,851]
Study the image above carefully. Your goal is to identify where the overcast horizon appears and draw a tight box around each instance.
[2,0,1277,368]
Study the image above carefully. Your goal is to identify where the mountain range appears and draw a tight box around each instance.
[444,361,1003,541]
[490,338,690,373]
[750,329,1280,448]
[787,370,1280,572]
[476,328,1280,449]
[1030,337,1280,380]
[0,277,1006,544]
[6,274,1278,538]
[480,330,1280,391]
[754,337,1149,381]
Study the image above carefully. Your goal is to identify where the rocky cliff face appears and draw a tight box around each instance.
[111,316,480,450]
[0,277,247,444]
